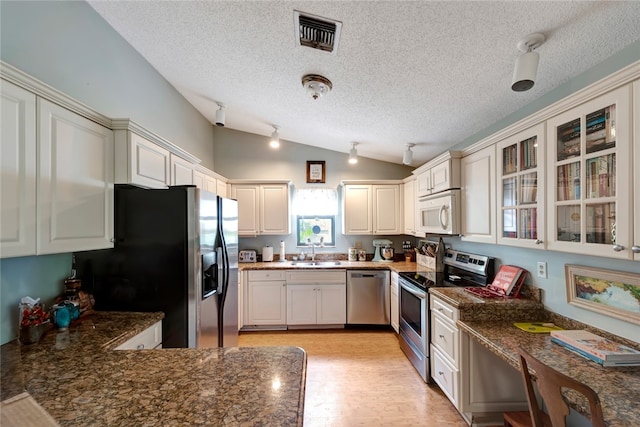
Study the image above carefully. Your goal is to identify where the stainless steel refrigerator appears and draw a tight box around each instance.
[75,185,238,348]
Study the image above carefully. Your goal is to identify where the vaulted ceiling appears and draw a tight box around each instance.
[89,1,640,165]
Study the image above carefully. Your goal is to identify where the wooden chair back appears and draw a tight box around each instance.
[516,347,606,427]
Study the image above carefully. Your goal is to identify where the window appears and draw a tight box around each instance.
[297,216,335,246]
[293,188,337,247]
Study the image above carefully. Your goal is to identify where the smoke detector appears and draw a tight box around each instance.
[294,10,342,54]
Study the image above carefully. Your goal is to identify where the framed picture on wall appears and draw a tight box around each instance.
[565,264,640,325]
[306,161,326,183]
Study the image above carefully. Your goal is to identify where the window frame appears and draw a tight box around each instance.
[296,215,336,247]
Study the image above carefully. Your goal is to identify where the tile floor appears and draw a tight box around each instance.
[239,329,468,426]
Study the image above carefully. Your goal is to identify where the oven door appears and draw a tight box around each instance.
[398,278,429,382]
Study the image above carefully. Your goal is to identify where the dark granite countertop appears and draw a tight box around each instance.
[429,287,640,427]
[1,311,306,426]
[240,259,420,273]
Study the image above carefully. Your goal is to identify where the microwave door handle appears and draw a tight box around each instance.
[439,204,449,229]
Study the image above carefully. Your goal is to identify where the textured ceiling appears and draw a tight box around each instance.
[88,1,640,166]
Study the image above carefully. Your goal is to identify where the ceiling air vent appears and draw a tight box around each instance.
[294,10,342,54]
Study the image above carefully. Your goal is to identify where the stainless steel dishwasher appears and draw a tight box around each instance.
[346,270,390,324]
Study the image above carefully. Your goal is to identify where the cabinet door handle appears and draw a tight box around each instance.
[136,343,144,350]
[535,239,543,245]
[438,334,445,339]
[631,246,640,254]
[438,371,444,375]
[612,245,624,252]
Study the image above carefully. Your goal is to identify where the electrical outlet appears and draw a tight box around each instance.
[537,261,547,279]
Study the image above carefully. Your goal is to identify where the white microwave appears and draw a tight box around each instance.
[417,189,460,235]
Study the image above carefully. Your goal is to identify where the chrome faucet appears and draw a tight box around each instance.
[307,237,324,261]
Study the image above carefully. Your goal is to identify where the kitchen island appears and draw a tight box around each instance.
[1,312,306,426]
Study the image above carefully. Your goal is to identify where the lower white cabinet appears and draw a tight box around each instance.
[430,294,527,425]
[115,321,162,350]
[390,272,399,333]
[286,270,346,325]
[245,271,287,326]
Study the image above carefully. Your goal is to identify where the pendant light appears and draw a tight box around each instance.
[402,143,415,165]
[269,125,280,148]
[348,142,358,164]
[215,102,225,126]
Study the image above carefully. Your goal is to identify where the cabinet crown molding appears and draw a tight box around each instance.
[340,180,404,186]
[112,118,201,164]
[411,151,462,175]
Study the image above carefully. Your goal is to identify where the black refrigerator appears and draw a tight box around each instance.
[75,185,239,348]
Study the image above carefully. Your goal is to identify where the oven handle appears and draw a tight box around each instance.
[400,280,426,299]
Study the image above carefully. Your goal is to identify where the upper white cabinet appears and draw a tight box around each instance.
[112,119,202,190]
[0,80,37,258]
[230,181,291,237]
[496,123,546,248]
[194,165,228,197]
[170,153,194,186]
[342,182,402,235]
[216,179,228,198]
[634,80,640,261]
[546,85,632,259]
[114,130,170,188]
[461,145,496,243]
[403,177,416,236]
[38,99,114,254]
[414,152,461,198]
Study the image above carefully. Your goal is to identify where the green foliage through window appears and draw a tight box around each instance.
[297,216,335,246]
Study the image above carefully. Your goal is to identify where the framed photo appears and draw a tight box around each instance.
[565,264,640,325]
[306,161,326,183]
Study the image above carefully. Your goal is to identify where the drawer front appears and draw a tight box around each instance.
[248,270,286,281]
[286,270,346,284]
[431,313,459,365]
[431,346,459,407]
[430,295,458,321]
[115,321,162,350]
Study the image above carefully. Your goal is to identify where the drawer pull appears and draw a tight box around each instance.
[439,334,445,339]
[136,344,144,350]
[438,371,444,375]
[437,307,443,312]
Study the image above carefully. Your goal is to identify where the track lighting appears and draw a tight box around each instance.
[402,143,415,165]
[215,102,225,126]
[269,126,280,148]
[348,142,358,164]
[512,33,545,92]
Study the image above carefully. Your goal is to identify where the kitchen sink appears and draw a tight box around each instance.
[289,261,342,266]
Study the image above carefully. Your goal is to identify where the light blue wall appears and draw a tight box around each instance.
[0,254,71,343]
[0,1,215,345]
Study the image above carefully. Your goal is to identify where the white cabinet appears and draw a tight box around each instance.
[286,271,346,325]
[403,177,416,236]
[245,270,287,326]
[194,165,228,197]
[461,145,496,243]
[37,98,114,254]
[216,179,228,198]
[634,80,640,261]
[114,130,170,189]
[170,153,194,185]
[496,123,546,248]
[390,272,399,333]
[342,183,402,235]
[115,321,162,350]
[0,80,37,258]
[231,182,290,236]
[546,85,633,259]
[414,152,461,198]
[430,294,527,425]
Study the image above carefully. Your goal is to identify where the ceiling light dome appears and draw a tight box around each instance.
[302,74,333,99]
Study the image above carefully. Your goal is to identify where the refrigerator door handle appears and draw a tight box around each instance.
[216,246,224,294]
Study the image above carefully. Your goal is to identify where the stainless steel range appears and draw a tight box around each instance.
[397,249,494,383]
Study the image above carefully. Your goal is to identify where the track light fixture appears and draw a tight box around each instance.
[512,33,545,92]
[215,102,225,126]
[269,125,280,148]
[348,142,358,164]
[402,143,415,165]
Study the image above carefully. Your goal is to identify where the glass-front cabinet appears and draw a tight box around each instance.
[546,85,632,259]
[497,123,545,248]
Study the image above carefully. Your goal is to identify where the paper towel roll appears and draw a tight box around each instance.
[262,246,273,262]
[279,241,286,262]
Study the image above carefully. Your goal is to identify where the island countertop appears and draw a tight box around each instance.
[1,312,306,426]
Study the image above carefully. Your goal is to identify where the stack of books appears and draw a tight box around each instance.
[550,330,640,367]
